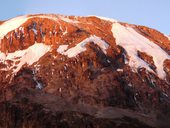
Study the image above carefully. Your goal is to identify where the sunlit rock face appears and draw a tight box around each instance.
[0,14,170,128]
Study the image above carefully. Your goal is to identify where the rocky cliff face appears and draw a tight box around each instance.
[0,14,170,128]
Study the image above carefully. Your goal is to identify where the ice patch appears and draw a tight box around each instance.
[63,28,68,35]
[0,43,51,73]
[111,23,170,79]
[60,35,109,58]
[32,28,37,35]
[59,16,79,23]
[168,36,170,41]
[91,15,117,23]
[117,69,123,72]
[128,83,133,87]
[0,14,79,40]
[57,45,68,54]
[33,15,79,24]
[0,16,29,39]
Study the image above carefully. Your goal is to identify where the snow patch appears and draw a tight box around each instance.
[0,16,29,39]
[59,35,109,58]
[32,28,37,35]
[57,45,68,54]
[91,15,117,23]
[0,52,6,61]
[111,23,170,79]
[0,43,51,73]
[63,28,68,35]
[128,83,133,87]
[164,35,170,41]
[31,15,58,21]
[34,15,79,24]
[59,16,79,23]
[33,71,43,89]
[168,36,170,41]
[19,27,24,33]
[0,14,80,40]
[117,69,123,72]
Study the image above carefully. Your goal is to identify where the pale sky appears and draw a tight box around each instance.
[0,0,170,34]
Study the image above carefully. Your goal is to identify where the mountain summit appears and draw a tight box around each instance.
[0,14,170,128]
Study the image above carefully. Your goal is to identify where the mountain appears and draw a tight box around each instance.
[0,14,170,128]
[168,36,170,40]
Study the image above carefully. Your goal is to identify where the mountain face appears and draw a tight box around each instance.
[0,14,170,128]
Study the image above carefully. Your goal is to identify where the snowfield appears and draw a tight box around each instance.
[0,16,29,39]
[0,14,169,79]
[111,22,170,79]
[0,14,79,40]
[0,43,51,73]
[89,15,117,23]
[57,35,109,58]
[168,36,170,41]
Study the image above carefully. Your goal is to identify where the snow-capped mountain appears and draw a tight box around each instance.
[168,35,170,40]
[0,14,170,128]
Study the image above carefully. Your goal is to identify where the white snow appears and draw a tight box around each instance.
[59,35,109,58]
[32,28,37,35]
[19,27,24,33]
[117,69,123,72]
[62,28,68,35]
[164,35,170,41]
[57,45,68,54]
[168,36,170,41]
[111,23,170,79]
[33,15,58,22]
[106,59,111,63]
[0,43,51,73]
[90,15,117,23]
[33,15,79,24]
[0,52,6,61]
[32,70,43,89]
[0,14,79,40]
[59,16,79,23]
[128,83,133,87]
[0,16,29,39]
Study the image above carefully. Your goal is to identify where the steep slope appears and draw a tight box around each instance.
[0,14,170,128]
[168,35,170,40]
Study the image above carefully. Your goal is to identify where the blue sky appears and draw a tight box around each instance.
[0,0,170,34]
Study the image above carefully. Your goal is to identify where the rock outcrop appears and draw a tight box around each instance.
[0,14,170,128]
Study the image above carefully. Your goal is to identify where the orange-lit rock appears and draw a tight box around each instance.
[0,14,170,128]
